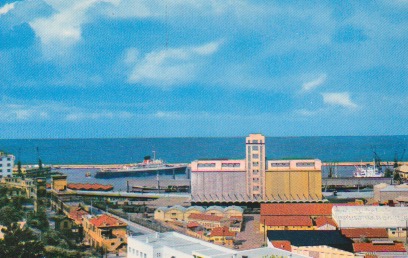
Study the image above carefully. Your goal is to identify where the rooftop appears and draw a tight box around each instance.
[67,183,113,191]
[267,230,354,252]
[89,214,127,228]
[341,228,388,239]
[315,217,337,228]
[271,241,292,252]
[353,242,407,253]
[210,227,236,237]
[261,203,334,216]
[261,216,313,227]
[188,213,224,222]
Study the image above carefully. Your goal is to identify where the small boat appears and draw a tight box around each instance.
[353,160,384,177]
[85,172,92,178]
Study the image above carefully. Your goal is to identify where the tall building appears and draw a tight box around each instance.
[0,151,15,178]
[191,134,322,203]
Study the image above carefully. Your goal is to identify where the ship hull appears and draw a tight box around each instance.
[94,165,187,178]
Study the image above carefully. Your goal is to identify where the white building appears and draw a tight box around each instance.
[0,152,15,178]
[332,206,408,238]
[127,231,306,258]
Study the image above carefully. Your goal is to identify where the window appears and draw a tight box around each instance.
[270,162,290,167]
[296,162,315,167]
[7,158,10,161]
[252,154,259,159]
[197,163,216,168]
[252,162,259,167]
[253,140,258,144]
[144,254,147,258]
[171,213,177,216]
[7,169,10,173]
[252,146,259,151]
[7,163,11,167]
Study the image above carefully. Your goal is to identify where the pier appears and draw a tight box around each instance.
[322,177,393,187]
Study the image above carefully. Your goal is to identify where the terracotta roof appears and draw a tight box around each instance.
[187,221,200,228]
[341,228,388,239]
[68,208,89,224]
[261,216,313,227]
[271,241,292,252]
[315,217,337,228]
[353,243,407,253]
[261,203,333,216]
[89,214,127,228]
[67,183,113,191]
[188,213,223,222]
[210,226,236,237]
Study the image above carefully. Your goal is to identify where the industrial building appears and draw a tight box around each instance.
[332,206,408,239]
[191,134,323,203]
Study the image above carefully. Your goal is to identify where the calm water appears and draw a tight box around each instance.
[1,136,407,164]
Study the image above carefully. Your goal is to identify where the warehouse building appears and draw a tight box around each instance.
[191,134,322,203]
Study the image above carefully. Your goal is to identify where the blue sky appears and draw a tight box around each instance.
[0,0,407,138]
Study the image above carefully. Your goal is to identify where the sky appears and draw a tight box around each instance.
[0,0,408,138]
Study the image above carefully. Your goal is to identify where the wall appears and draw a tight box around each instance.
[191,171,246,197]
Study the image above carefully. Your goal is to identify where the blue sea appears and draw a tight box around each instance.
[1,136,406,188]
[1,136,407,165]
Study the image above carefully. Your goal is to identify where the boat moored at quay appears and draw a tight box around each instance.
[94,154,188,178]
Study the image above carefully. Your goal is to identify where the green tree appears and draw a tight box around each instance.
[0,223,45,258]
[0,206,23,227]
[384,168,393,178]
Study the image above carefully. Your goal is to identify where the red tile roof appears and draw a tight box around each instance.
[271,241,292,252]
[67,183,113,191]
[261,204,333,216]
[315,217,337,228]
[68,207,89,224]
[261,216,313,227]
[341,228,388,239]
[89,214,127,228]
[353,243,407,253]
[188,213,223,222]
[187,221,200,228]
[210,226,236,237]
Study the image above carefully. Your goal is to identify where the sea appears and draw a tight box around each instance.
[1,136,407,189]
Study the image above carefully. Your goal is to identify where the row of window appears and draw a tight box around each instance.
[197,163,216,168]
[221,163,241,167]
[0,169,11,173]
[128,247,147,258]
[0,157,12,161]
[0,163,12,167]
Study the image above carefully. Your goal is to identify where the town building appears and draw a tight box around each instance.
[396,164,408,180]
[191,134,322,203]
[0,151,15,178]
[154,205,243,231]
[352,242,408,257]
[374,183,408,203]
[0,177,35,198]
[260,203,341,231]
[340,228,389,242]
[127,231,307,258]
[332,206,408,239]
[82,214,127,252]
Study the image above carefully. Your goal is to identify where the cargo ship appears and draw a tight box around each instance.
[94,152,187,178]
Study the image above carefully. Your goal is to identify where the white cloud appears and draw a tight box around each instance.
[29,0,116,59]
[126,40,222,87]
[322,92,358,109]
[0,2,16,15]
[302,74,327,92]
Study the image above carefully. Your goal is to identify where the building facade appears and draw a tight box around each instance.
[0,152,15,178]
[191,134,322,203]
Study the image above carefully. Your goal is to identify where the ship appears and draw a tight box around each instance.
[353,161,384,178]
[94,152,188,178]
